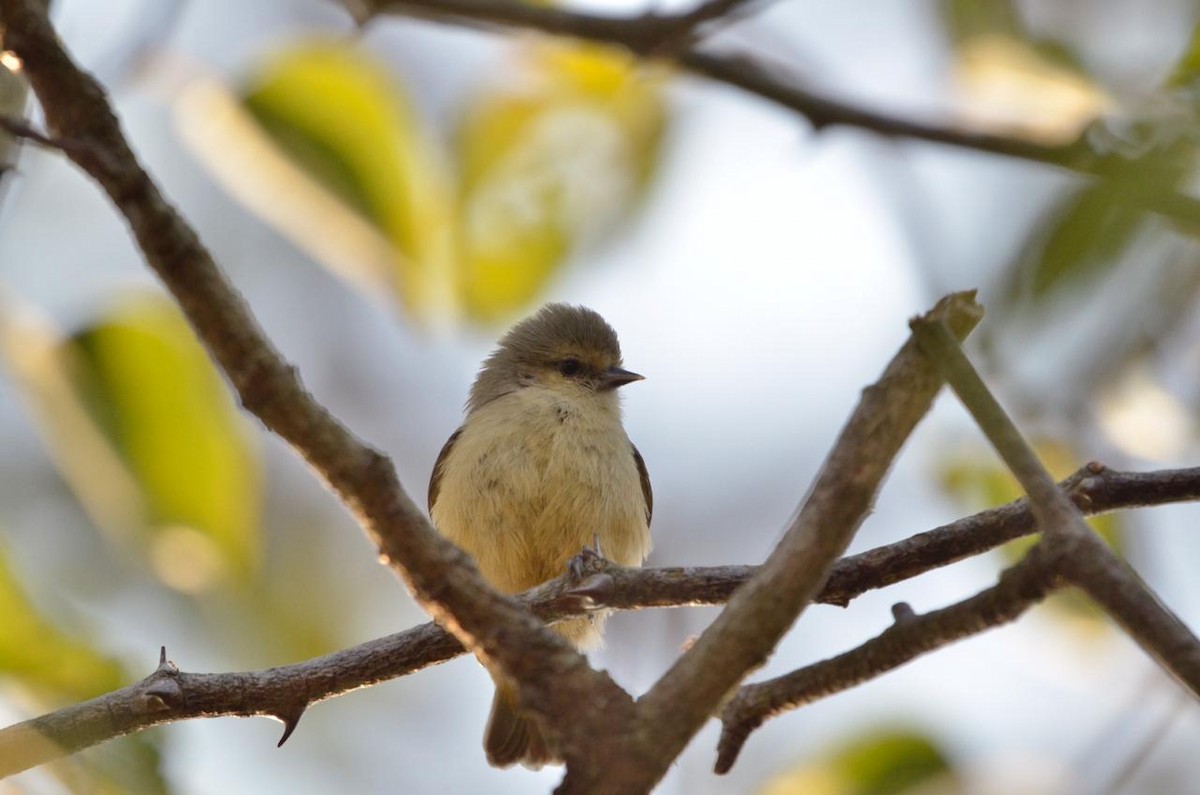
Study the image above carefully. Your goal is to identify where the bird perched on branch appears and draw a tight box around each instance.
[428,303,652,769]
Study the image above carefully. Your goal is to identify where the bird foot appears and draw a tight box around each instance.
[567,544,608,581]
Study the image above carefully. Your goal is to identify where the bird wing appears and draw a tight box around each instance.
[428,426,464,515]
[632,443,652,526]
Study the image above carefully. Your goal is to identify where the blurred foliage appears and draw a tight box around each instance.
[182,38,667,325]
[941,0,1023,42]
[760,727,954,795]
[0,541,168,793]
[0,544,122,701]
[943,0,1108,145]
[939,439,1123,620]
[242,42,451,318]
[70,296,261,590]
[1167,24,1200,89]
[1004,142,1193,306]
[455,44,666,321]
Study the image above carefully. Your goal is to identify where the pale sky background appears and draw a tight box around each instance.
[1,1,1199,793]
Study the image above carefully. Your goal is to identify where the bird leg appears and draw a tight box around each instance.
[566,534,608,581]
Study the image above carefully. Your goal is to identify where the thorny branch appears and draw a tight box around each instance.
[0,0,640,785]
[0,0,1199,790]
[717,544,1062,773]
[911,315,1200,697]
[4,463,1196,778]
[710,321,1200,772]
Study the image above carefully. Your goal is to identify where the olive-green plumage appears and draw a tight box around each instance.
[429,304,651,769]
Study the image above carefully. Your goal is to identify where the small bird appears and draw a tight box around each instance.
[428,303,652,769]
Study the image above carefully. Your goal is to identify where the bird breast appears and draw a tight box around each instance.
[432,387,650,595]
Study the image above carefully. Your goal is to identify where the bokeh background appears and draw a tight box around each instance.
[1,0,1199,793]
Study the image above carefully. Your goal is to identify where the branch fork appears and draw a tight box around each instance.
[0,0,1198,790]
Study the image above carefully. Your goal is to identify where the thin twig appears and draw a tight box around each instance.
[354,0,1200,228]
[716,544,1060,773]
[910,316,1200,699]
[583,292,983,794]
[4,464,1199,777]
[0,113,69,150]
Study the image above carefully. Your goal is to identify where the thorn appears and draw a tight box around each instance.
[276,704,308,748]
[891,602,916,625]
[155,646,178,674]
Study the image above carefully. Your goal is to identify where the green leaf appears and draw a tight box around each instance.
[0,539,169,792]
[455,44,667,322]
[1006,144,1193,303]
[240,40,452,316]
[761,727,953,795]
[938,441,1124,620]
[0,544,122,701]
[71,296,261,590]
[939,0,1022,42]
[831,730,951,795]
[1167,25,1200,89]
[76,735,170,795]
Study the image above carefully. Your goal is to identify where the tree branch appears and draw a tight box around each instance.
[0,113,69,151]
[4,0,1200,786]
[0,0,640,778]
[716,544,1061,773]
[352,0,1200,228]
[2,464,1197,777]
[590,292,982,793]
[818,463,1200,607]
[911,316,1200,697]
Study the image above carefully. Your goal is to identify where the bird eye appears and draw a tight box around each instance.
[557,358,583,377]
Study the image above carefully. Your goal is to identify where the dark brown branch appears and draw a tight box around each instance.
[715,544,1061,774]
[819,463,1200,607]
[911,316,1200,698]
[5,0,1200,783]
[582,292,981,793]
[354,0,1200,228]
[0,0,641,779]
[3,464,1198,777]
[0,113,69,150]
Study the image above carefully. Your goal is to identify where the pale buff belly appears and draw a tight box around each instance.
[431,392,650,646]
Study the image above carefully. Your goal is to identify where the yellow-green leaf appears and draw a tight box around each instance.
[71,296,261,589]
[456,44,667,322]
[761,728,953,795]
[0,544,123,701]
[938,440,1123,620]
[1167,25,1200,89]
[1003,143,1192,305]
[216,41,452,317]
[938,438,1122,551]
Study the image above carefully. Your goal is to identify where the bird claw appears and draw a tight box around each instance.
[567,544,608,581]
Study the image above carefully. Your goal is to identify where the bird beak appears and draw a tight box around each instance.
[600,366,644,390]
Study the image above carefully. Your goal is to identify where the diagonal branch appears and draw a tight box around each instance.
[716,543,1061,774]
[0,113,69,151]
[0,0,637,777]
[2,464,1197,777]
[587,292,983,794]
[911,316,1200,698]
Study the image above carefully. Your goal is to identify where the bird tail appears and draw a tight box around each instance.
[484,679,558,769]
